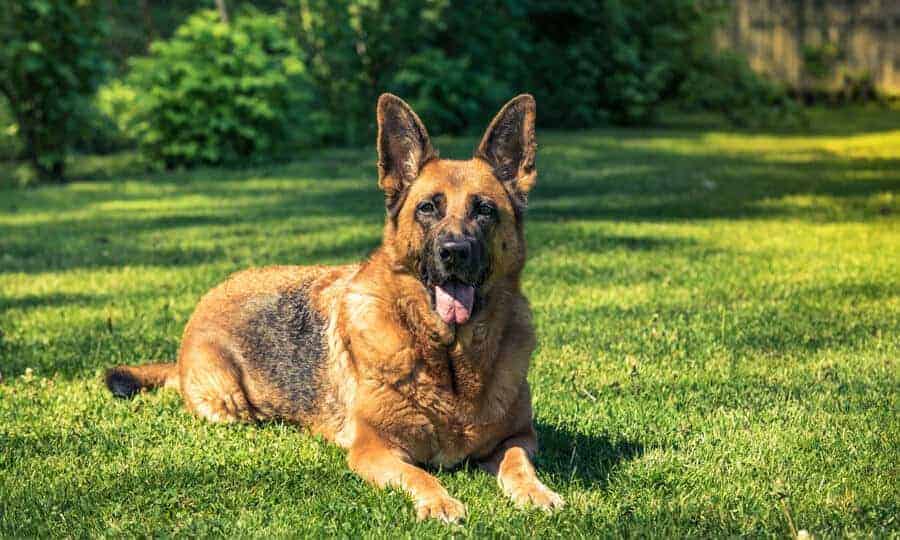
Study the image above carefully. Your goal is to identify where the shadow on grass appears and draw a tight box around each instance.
[2,125,898,276]
[535,420,643,488]
[529,141,899,223]
[0,181,382,275]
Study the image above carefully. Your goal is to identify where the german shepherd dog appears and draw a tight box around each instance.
[105,94,563,523]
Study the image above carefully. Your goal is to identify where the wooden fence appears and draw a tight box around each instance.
[718,0,899,96]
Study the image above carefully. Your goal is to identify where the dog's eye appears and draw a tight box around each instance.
[476,203,495,217]
[417,201,436,214]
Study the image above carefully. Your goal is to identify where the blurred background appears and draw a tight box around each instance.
[1,0,897,185]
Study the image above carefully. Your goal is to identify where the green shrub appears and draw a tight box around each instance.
[125,8,317,168]
[0,0,110,182]
[679,51,803,127]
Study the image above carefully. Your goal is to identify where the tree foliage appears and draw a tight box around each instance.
[0,0,110,182]
[285,0,779,137]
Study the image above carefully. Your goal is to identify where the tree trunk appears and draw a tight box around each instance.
[141,0,155,50]
[215,0,229,24]
[1,81,66,184]
[49,159,66,183]
[26,148,66,183]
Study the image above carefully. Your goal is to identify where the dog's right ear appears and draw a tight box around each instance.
[376,94,436,213]
[475,94,536,209]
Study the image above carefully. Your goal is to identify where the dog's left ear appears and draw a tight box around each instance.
[475,94,537,205]
[376,93,436,213]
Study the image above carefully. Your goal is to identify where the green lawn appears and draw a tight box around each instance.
[1,109,898,537]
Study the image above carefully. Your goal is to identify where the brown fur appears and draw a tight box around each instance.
[106,94,563,522]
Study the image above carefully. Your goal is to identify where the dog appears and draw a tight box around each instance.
[105,94,563,523]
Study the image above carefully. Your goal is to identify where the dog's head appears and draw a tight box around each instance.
[376,94,536,325]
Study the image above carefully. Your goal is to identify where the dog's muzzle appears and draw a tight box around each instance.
[428,234,486,325]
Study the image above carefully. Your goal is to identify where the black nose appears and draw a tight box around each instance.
[438,240,471,267]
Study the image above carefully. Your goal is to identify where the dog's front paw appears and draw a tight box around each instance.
[415,493,467,523]
[503,479,565,511]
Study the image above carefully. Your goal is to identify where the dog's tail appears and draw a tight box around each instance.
[105,362,179,399]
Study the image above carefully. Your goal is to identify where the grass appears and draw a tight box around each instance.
[1,108,898,537]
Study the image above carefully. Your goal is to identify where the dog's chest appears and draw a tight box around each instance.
[402,338,508,465]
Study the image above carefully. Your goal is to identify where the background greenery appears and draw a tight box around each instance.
[0,0,110,182]
[1,107,898,537]
[1,0,805,182]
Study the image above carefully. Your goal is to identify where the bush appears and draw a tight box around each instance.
[0,0,110,182]
[679,51,802,127]
[125,8,317,168]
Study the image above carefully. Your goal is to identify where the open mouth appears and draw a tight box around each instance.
[434,279,475,325]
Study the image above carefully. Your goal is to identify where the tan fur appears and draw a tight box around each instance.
[106,94,562,523]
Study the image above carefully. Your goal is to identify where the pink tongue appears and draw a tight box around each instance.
[435,282,475,324]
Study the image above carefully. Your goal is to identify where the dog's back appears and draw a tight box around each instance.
[107,264,357,425]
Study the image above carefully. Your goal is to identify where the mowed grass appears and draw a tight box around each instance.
[1,108,898,537]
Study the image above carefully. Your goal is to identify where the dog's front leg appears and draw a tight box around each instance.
[347,422,466,523]
[480,430,565,511]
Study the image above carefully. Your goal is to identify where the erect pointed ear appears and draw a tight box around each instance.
[376,93,436,212]
[475,94,537,206]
